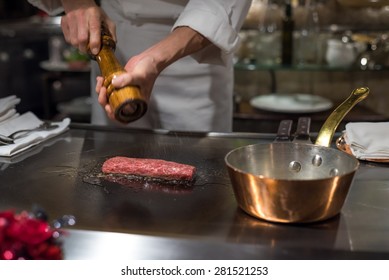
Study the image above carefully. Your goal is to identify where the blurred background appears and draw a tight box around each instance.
[1,0,389,131]
[235,0,389,132]
[0,0,91,123]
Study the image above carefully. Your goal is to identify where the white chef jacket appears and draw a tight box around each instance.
[28,0,252,132]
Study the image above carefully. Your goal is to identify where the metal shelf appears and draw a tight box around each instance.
[234,61,389,72]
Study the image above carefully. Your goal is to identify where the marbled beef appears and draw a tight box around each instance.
[102,156,196,181]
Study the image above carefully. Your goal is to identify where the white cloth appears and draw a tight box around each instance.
[0,109,18,123]
[0,112,70,157]
[27,0,252,132]
[0,95,20,123]
[344,122,389,160]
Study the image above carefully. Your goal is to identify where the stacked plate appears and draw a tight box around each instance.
[250,93,333,114]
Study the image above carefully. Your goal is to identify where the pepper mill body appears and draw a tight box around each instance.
[90,31,147,123]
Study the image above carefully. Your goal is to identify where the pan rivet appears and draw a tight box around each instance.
[312,155,323,166]
[289,161,302,173]
[329,168,339,176]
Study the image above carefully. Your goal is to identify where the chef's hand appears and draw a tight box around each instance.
[60,0,116,55]
[95,55,159,121]
[95,26,210,121]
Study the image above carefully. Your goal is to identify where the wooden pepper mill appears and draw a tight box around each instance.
[89,26,147,123]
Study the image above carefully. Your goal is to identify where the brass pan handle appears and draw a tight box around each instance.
[315,87,370,147]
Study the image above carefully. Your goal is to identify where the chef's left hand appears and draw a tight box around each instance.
[60,0,116,55]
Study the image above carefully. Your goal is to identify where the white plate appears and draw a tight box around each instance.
[250,93,333,113]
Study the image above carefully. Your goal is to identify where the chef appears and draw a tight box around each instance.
[28,0,252,132]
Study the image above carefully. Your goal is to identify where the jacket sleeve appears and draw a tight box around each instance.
[27,0,64,16]
[172,0,252,65]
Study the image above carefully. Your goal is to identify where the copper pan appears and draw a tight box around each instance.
[225,87,369,223]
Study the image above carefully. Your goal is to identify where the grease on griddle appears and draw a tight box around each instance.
[102,173,194,194]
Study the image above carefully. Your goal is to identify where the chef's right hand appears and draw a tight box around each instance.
[96,76,115,121]
[95,55,159,122]
[60,0,116,55]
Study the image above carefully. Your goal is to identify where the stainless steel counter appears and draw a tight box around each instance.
[1,124,389,259]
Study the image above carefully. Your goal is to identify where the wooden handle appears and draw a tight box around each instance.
[89,27,147,123]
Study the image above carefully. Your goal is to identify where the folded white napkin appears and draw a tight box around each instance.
[344,122,389,160]
[0,95,20,123]
[0,111,70,157]
[0,108,18,123]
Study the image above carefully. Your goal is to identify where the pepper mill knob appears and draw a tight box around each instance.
[89,26,147,123]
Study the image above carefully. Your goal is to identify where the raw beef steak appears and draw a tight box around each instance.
[102,156,196,182]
